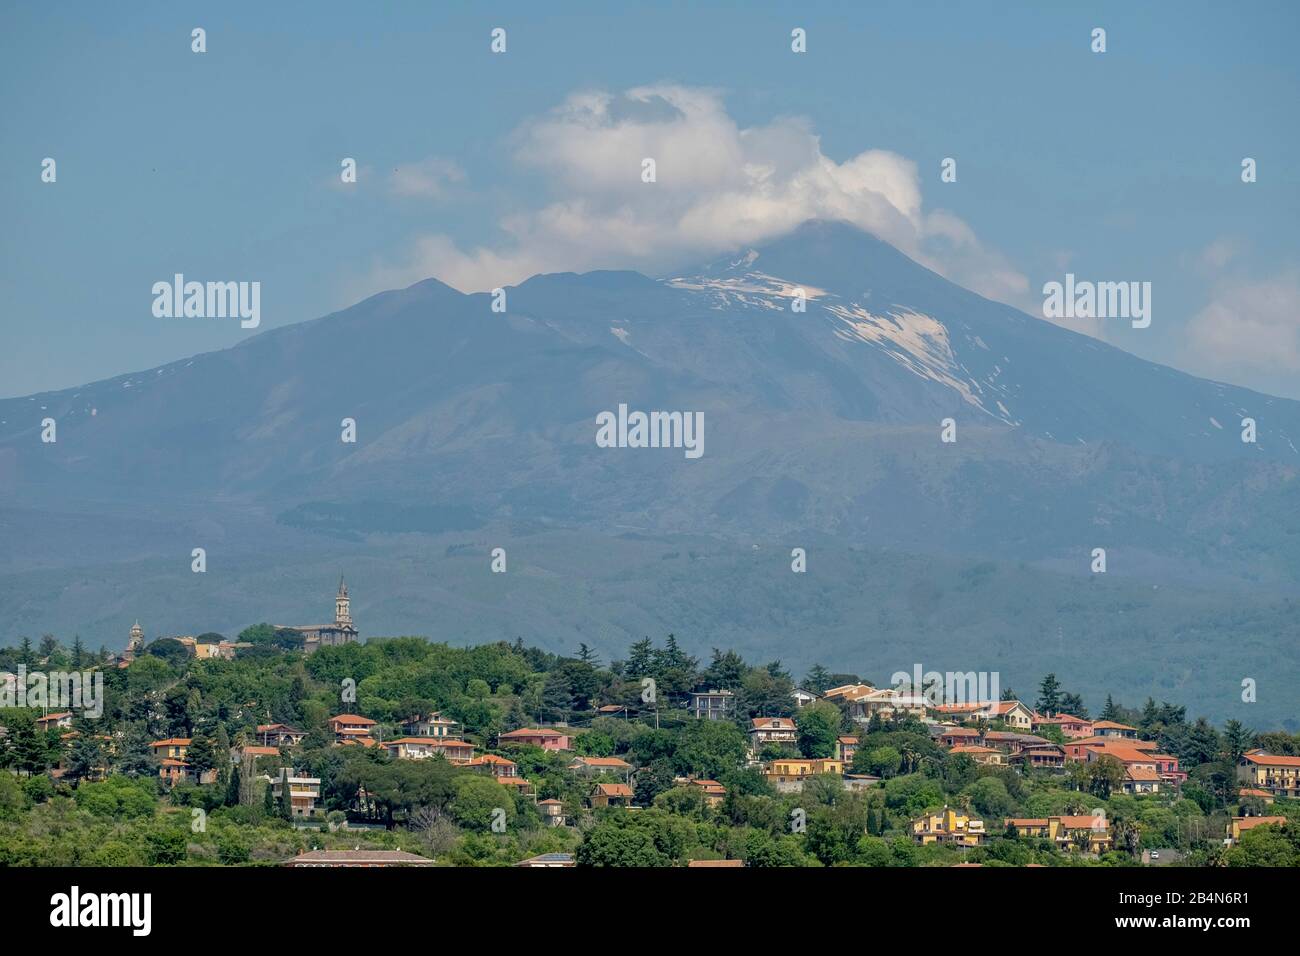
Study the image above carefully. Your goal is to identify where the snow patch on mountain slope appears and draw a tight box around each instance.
[666,271,829,308]
[826,303,1017,424]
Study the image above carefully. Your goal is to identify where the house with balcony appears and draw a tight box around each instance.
[256,723,307,747]
[401,712,461,739]
[762,757,845,793]
[382,737,475,764]
[1237,752,1300,799]
[271,768,322,817]
[569,755,633,780]
[498,728,571,751]
[327,714,376,745]
[911,807,986,847]
[687,690,735,721]
[1016,744,1066,771]
[748,716,798,752]
[1005,815,1112,853]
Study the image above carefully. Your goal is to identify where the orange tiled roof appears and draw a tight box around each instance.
[469,754,517,766]
[150,738,192,748]
[574,756,632,768]
[328,714,376,725]
[1241,753,1300,767]
[750,717,796,731]
[593,782,633,797]
[1235,816,1287,832]
[1125,766,1161,781]
[1058,815,1107,829]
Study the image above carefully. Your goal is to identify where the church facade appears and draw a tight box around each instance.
[279,577,359,653]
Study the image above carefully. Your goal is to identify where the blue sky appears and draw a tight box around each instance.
[3,0,1298,398]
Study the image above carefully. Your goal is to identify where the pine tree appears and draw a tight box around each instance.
[213,724,231,788]
[1102,694,1121,721]
[226,764,242,807]
[1036,674,1062,716]
[279,770,294,821]
[804,664,832,694]
[70,635,85,669]
[625,638,654,679]
[115,724,156,777]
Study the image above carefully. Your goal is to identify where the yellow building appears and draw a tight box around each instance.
[1226,815,1287,845]
[911,807,986,847]
[1237,752,1300,799]
[763,758,845,793]
[1005,815,1112,852]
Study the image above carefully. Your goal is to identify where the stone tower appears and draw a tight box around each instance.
[125,620,145,662]
[335,576,352,628]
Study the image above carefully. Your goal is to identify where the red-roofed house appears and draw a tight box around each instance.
[256,723,307,747]
[1005,815,1112,853]
[569,755,633,780]
[748,716,798,751]
[382,737,475,764]
[328,714,376,743]
[1091,720,1139,739]
[498,728,571,751]
[589,782,633,808]
[1237,752,1300,799]
[36,712,75,732]
[1226,815,1287,845]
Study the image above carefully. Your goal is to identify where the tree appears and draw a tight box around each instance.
[803,664,833,695]
[625,638,654,679]
[1058,692,1087,719]
[64,735,106,784]
[865,746,902,779]
[796,702,841,759]
[186,733,218,781]
[115,724,157,778]
[1036,674,1062,716]
[279,771,294,821]
[1222,720,1254,763]
[1088,755,1125,798]
[701,649,747,690]
[577,819,671,867]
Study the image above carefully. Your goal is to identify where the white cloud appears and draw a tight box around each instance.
[1186,271,1300,375]
[390,157,465,200]
[364,85,1028,308]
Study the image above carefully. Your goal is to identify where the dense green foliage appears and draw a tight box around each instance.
[0,635,1295,866]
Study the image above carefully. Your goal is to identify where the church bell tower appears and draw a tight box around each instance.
[335,576,352,627]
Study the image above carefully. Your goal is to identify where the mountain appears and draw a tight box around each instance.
[2,220,1297,725]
